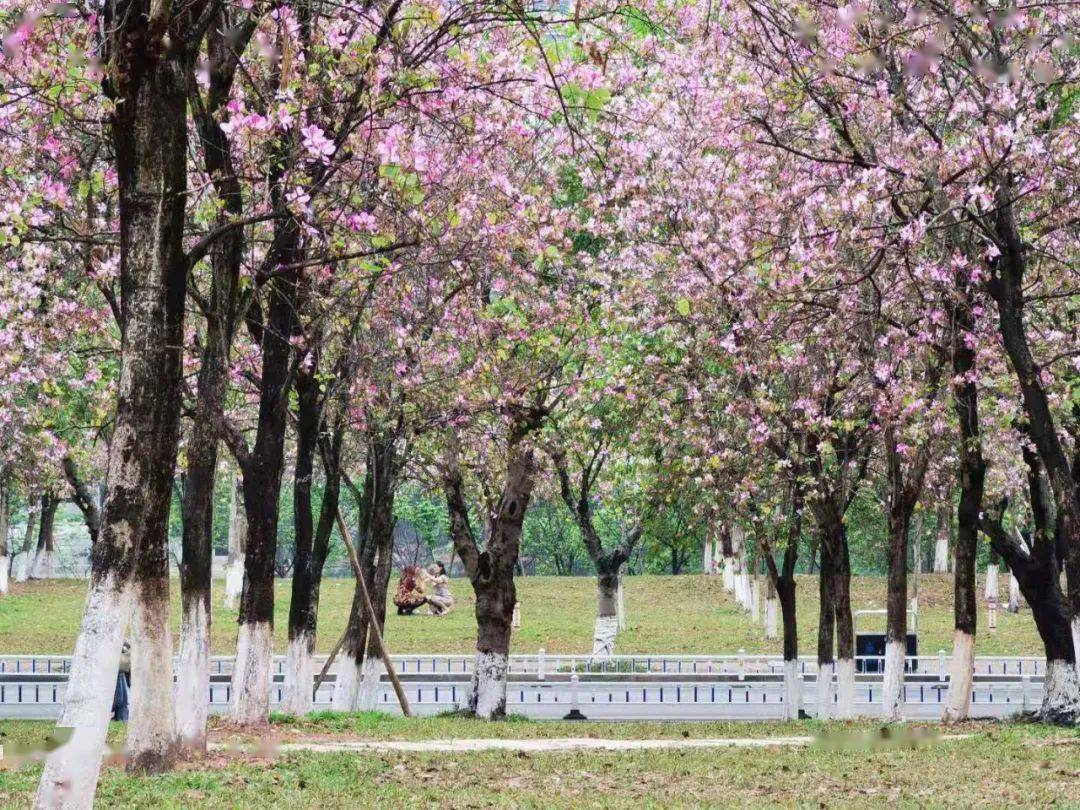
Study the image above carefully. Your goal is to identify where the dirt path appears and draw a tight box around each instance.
[220,736,812,754]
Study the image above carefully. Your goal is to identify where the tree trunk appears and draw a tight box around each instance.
[883,491,912,722]
[943,285,985,722]
[549,448,640,664]
[831,524,856,718]
[176,13,249,734]
[14,504,36,583]
[0,483,9,595]
[987,200,1080,670]
[985,552,1000,603]
[35,13,192,798]
[335,432,398,712]
[978,447,1080,723]
[282,367,319,717]
[31,494,58,579]
[934,506,951,573]
[283,417,342,716]
[1008,572,1021,614]
[62,457,102,546]
[764,574,778,639]
[224,474,246,609]
[176,320,225,749]
[776,575,800,719]
[445,438,537,721]
[816,531,836,719]
[592,563,620,660]
[231,212,302,727]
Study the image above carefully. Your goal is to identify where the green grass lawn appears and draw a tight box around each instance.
[0,572,1043,658]
[2,715,1078,807]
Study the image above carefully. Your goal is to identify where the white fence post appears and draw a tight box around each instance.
[563,673,586,720]
[537,648,546,681]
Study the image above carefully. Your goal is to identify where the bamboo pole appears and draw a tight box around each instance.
[311,630,347,697]
[334,509,412,717]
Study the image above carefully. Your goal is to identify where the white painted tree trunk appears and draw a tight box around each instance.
[34,576,132,809]
[816,663,834,719]
[1040,659,1080,722]
[942,630,975,722]
[616,576,626,631]
[782,659,801,721]
[740,573,753,611]
[281,632,316,717]
[0,489,8,596]
[224,479,245,610]
[722,557,735,591]
[16,509,36,584]
[332,655,363,711]
[127,587,177,769]
[591,615,619,660]
[224,560,244,611]
[470,651,508,720]
[14,552,30,583]
[881,639,906,721]
[1073,617,1080,677]
[175,597,210,749]
[702,537,713,574]
[750,578,762,622]
[31,548,55,580]
[358,656,382,712]
[1008,574,1020,614]
[764,596,778,639]
[984,563,999,602]
[834,658,856,719]
[933,521,950,573]
[230,621,272,726]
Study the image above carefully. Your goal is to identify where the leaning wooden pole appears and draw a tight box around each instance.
[311,630,348,698]
[334,509,412,717]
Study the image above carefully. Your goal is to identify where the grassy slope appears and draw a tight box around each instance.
[0,572,1042,657]
[1,717,1078,807]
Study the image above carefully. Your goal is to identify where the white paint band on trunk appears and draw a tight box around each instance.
[127,589,177,767]
[834,658,856,719]
[1040,658,1080,723]
[472,651,508,720]
[591,614,619,661]
[230,620,272,726]
[782,659,801,721]
[224,556,244,610]
[34,574,133,809]
[1072,618,1080,678]
[764,597,778,639]
[13,551,28,583]
[281,633,315,717]
[358,656,383,712]
[0,556,8,595]
[942,630,975,723]
[881,639,906,721]
[176,597,210,748]
[984,563,999,602]
[332,653,363,712]
[816,662,834,720]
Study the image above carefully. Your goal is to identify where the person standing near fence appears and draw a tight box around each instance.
[111,640,131,722]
